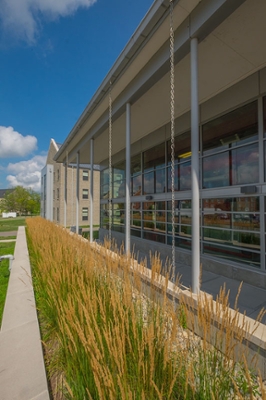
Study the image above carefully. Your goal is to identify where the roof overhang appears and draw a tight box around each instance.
[55,0,266,165]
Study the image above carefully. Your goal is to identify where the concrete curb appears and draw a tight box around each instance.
[0,226,50,400]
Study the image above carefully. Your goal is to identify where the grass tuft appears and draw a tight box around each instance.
[27,217,266,399]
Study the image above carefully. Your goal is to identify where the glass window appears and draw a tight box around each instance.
[155,169,165,193]
[132,174,142,196]
[231,143,259,185]
[143,171,154,194]
[180,160,191,190]
[263,97,266,180]
[203,152,229,188]
[131,201,141,229]
[167,200,179,224]
[202,101,258,156]
[166,200,192,245]
[82,189,89,199]
[144,143,165,171]
[263,96,266,137]
[113,162,125,198]
[131,154,142,196]
[113,203,124,227]
[82,207,88,221]
[203,242,260,267]
[202,101,258,189]
[202,196,260,267]
[83,170,89,181]
[143,143,165,195]
[167,131,191,192]
[167,165,178,192]
[100,205,108,229]
[142,202,165,232]
[180,200,192,225]
[101,184,109,199]
[100,169,110,199]
[143,201,155,230]
[264,141,266,181]
[143,231,165,243]
[131,154,141,175]
[167,131,191,162]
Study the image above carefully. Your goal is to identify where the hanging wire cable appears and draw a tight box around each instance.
[108,82,112,242]
[170,0,175,274]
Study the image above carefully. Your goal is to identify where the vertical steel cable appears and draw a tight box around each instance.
[170,0,175,274]
[109,82,112,242]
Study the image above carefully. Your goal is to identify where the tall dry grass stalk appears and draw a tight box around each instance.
[27,217,265,399]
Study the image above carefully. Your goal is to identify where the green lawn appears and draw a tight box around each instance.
[0,242,15,326]
[0,217,26,232]
[82,230,99,240]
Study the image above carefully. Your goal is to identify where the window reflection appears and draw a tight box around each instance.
[180,161,191,190]
[202,101,258,156]
[100,168,110,199]
[167,131,191,191]
[113,162,125,198]
[232,143,259,185]
[132,174,142,196]
[203,152,229,188]
[263,96,266,137]
[202,196,260,266]
[101,184,109,199]
[131,154,141,174]
[131,211,141,228]
[167,165,178,191]
[155,169,165,193]
[203,243,260,267]
[144,143,165,171]
[99,99,264,269]
[202,101,258,189]
[143,171,154,194]
[142,202,166,232]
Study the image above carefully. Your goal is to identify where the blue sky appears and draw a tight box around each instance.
[0,0,154,191]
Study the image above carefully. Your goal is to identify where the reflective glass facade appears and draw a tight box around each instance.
[100,97,266,271]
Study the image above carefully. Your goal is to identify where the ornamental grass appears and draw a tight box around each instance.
[26,217,265,399]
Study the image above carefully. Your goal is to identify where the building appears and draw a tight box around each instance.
[54,0,266,290]
[41,139,100,228]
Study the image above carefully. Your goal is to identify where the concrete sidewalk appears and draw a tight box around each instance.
[0,226,50,400]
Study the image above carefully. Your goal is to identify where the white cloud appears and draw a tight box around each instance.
[6,154,47,192]
[0,126,37,158]
[0,0,97,44]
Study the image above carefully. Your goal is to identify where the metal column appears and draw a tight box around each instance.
[64,161,67,228]
[90,139,94,243]
[125,103,131,254]
[76,151,80,234]
[191,37,200,293]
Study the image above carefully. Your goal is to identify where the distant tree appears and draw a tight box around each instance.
[27,191,41,215]
[2,186,40,216]
[1,189,16,213]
